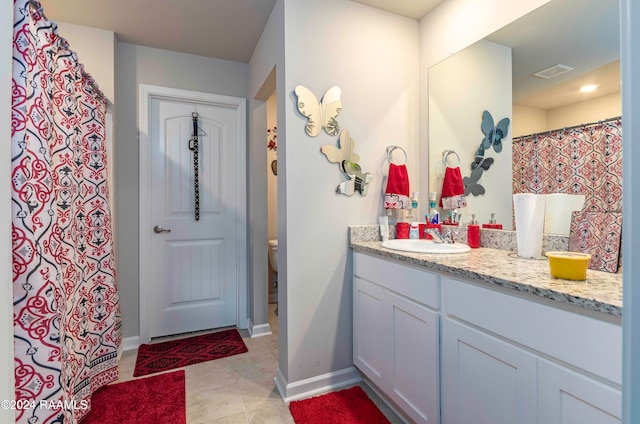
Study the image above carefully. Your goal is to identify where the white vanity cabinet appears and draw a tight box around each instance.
[351,249,621,424]
[441,318,538,424]
[538,359,622,424]
[353,252,440,424]
[441,276,622,424]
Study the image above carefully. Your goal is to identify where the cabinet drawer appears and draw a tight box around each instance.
[443,277,622,385]
[354,252,440,309]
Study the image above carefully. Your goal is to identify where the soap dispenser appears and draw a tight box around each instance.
[467,213,480,248]
[482,212,503,229]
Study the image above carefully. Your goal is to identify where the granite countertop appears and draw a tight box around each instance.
[350,239,623,318]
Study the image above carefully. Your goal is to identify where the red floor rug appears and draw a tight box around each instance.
[83,370,186,424]
[133,328,248,377]
[289,386,391,424]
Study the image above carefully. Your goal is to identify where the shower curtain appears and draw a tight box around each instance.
[512,119,623,211]
[11,1,120,423]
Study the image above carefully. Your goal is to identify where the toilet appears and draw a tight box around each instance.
[268,239,278,303]
[268,239,278,273]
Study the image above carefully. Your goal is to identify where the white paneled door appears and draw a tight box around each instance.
[147,94,241,338]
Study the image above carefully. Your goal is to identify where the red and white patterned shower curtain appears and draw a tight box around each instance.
[11,1,120,423]
[512,119,623,211]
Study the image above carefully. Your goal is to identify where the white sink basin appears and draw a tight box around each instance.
[381,239,471,254]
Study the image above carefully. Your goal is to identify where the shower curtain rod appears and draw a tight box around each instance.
[512,115,621,142]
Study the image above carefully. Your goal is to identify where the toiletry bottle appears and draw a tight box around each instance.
[429,192,439,224]
[379,216,390,241]
[407,192,419,220]
[409,222,420,239]
[411,192,419,210]
[467,214,481,248]
[396,222,410,239]
[482,212,503,229]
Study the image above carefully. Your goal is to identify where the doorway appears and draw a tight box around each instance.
[266,91,278,304]
[138,85,247,342]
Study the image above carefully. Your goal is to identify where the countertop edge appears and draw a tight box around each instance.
[351,242,622,319]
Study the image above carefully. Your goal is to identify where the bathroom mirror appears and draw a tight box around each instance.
[428,0,620,230]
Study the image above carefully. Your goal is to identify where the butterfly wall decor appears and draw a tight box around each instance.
[481,110,510,153]
[321,129,372,196]
[464,110,510,196]
[294,85,342,137]
[463,168,486,197]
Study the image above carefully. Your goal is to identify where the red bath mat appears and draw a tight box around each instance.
[83,370,186,424]
[289,386,390,424]
[133,328,248,377]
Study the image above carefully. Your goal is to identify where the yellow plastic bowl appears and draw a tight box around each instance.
[545,251,591,281]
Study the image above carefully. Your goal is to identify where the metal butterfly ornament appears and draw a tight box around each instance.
[321,129,372,196]
[294,85,342,137]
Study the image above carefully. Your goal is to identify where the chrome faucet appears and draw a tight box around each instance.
[427,228,444,243]
[427,228,454,244]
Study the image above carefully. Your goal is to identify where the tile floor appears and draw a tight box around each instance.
[117,303,404,423]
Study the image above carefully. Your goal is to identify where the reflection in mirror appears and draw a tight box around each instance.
[428,0,620,231]
[463,110,511,198]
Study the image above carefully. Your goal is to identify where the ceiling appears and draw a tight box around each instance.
[38,0,620,111]
[38,0,277,63]
[351,0,442,20]
[485,0,620,110]
[38,0,443,63]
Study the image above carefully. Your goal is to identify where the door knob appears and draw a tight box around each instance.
[153,225,171,234]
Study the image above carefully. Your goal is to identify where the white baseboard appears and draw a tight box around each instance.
[361,376,412,424]
[274,366,362,403]
[122,336,140,351]
[248,320,272,338]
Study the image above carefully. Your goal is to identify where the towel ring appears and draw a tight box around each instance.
[442,150,461,167]
[386,145,407,165]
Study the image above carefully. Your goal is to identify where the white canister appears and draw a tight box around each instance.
[513,193,547,258]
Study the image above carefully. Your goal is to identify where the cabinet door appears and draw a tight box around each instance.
[353,276,386,388]
[538,358,621,424]
[442,319,537,424]
[386,290,439,424]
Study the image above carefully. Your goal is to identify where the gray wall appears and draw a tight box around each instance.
[622,1,640,422]
[116,43,249,338]
[248,0,285,358]
[280,0,420,385]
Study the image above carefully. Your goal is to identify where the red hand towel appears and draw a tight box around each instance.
[384,164,410,209]
[439,166,467,209]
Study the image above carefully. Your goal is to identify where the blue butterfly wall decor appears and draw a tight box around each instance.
[464,110,510,196]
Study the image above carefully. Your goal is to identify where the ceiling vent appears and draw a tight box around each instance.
[532,64,574,79]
